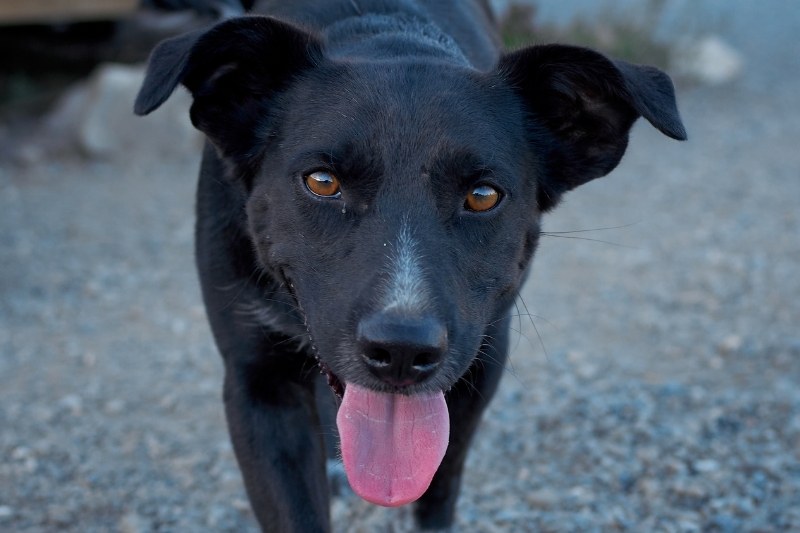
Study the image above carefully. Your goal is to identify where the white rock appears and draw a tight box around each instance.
[672,35,744,85]
[694,459,720,473]
[119,510,148,533]
[44,63,201,161]
[58,393,83,415]
[718,334,743,354]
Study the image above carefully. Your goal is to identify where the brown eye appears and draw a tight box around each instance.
[304,171,341,198]
[465,184,501,212]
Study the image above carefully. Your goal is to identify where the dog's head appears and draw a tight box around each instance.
[136,15,685,505]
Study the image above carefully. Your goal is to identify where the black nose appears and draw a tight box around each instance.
[356,313,447,387]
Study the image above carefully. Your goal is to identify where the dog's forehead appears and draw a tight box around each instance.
[283,61,525,167]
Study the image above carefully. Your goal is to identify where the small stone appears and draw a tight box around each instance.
[159,394,178,410]
[171,318,188,335]
[566,350,586,363]
[231,499,251,513]
[0,506,13,520]
[670,481,709,509]
[59,394,83,416]
[11,446,31,461]
[706,514,741,533]
[82,351,97,368]
[42,63,201,162]
[663,458,686,476]
[47,504,74,526]
[717,335,743,355]
[15,145,45,166]
[119,510,148,533]
[24,457,38,473]
[672,35,744,85]
[206,505,228,527]
[576,363,599,380]
[105,399,125,415]
[31,406,55,423]
[526,488,557,509]
[676,519,702,532]
[693,459,720,473]
[567,485,592,503]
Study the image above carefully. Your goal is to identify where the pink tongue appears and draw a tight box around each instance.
[336,383,449,507]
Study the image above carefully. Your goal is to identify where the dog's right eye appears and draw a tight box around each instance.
[304,171,342,198]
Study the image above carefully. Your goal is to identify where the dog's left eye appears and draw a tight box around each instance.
[464,184,501,212]
[305,171,342,198]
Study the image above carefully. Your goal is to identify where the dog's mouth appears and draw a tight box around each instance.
[315,356,345,399]
[292,271,450,508]
[313,355,449,508]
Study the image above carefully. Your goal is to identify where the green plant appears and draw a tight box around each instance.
[499,1,671,68]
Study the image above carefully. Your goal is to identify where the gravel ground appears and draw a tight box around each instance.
[2,2,799,532]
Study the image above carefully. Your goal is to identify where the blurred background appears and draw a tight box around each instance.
[1,1,798,531]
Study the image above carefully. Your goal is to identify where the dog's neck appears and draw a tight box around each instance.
[324,12,470,66]
[349,0,363,15]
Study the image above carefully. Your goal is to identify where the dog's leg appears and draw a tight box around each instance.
[223,360,330,533]
[414,317,510,529]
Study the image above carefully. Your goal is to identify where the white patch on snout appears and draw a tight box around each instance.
[382,221,430,313]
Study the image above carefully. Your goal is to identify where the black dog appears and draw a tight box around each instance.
[135,0,685,530]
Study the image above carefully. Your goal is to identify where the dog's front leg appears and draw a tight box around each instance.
[414,318,510,529]
[223,361,330,533]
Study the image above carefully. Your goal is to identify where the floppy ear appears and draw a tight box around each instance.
[134,16,322,175]
[498,44,686,212]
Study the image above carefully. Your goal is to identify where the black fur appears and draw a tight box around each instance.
[135,1,685,530]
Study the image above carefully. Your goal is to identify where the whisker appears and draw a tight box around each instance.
[218,269,261,311]
[512,300,523,353]
[481,333,520,381]
[455,366,486,401]
[474,346,503,369]
[506,326,543,359]
[543,221,640,234]
[478,348,522,385]
[541,233,635,248]
[541,221,641,248]
[504,312,560,332]
[274,332,313,348]
[516,295,548,361]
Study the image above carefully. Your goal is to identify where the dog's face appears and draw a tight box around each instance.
[135,16,684,396]
[135,14,684,507]
[246,59,540,393]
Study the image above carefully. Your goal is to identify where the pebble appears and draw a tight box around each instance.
[526,489,558,510]
[693,459,720,473]
[104,399,125,414]
[717,335,743,355]
[671,35,744,85]
[706,514,741,533]
[119,511,148,533]
[58,394,83,416]
[46,504,75,526]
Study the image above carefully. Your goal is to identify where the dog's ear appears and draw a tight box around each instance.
[134,16,321,173]
[498,44,686,212]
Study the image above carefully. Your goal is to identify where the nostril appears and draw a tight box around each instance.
[364,348,392,368]
[411,351,440,371]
